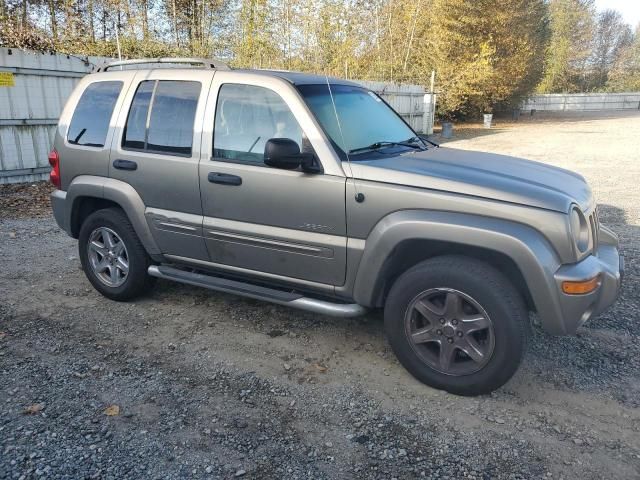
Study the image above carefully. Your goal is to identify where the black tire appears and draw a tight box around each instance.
[384,255,528,396]
[78,207,155,301]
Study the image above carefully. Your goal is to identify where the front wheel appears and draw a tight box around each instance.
[384,255,528,396]
[78,208,155,301]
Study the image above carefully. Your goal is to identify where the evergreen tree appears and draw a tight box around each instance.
[430,0,548,117]
[538,0,595,93]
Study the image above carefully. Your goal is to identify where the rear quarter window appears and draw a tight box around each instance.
[67,81,123,147]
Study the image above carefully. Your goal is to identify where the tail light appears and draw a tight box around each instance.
[48,149,61,189]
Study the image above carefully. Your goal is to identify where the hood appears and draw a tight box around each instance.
[349,147,593,212]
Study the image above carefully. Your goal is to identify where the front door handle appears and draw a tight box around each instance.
[208,172,242,186]
[113,159,138,171]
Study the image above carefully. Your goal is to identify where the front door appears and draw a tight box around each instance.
[198,80,347,286]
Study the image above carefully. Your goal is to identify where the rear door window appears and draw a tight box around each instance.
[122,80,201,156]
[122,80,154,150]
[67,81,123,147]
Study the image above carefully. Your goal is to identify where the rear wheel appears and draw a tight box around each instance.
[79,208,155,301]
[384,255,528,396]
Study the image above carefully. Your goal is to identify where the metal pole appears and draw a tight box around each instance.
[114,21,122,69]
[429,70,436,135]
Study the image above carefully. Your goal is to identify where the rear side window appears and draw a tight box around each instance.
[122,80,201,156]
[67,81,122,147]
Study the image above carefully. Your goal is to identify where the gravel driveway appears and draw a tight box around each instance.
[1,112,639,479]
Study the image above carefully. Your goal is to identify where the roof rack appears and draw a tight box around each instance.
[95,57,230,72]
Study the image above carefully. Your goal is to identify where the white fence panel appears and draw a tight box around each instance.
[0,48,112,184]
[522,92,640,112]
[356,80,430,133]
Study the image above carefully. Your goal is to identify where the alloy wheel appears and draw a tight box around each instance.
[87,227,129,287]
[404,288,495,376]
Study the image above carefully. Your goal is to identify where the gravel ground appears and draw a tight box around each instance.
[1,112,639,479]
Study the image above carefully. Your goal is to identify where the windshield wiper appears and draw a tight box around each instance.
[69,128,87,145]
[348,138,424,155]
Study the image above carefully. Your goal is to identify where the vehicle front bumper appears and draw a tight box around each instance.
[552,237,623,334]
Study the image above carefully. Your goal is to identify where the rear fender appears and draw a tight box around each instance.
[66,175,161,256]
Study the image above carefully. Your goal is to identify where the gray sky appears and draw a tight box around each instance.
[595,0,640,27]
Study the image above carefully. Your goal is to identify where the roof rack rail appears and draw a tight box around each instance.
[94,57,230,72]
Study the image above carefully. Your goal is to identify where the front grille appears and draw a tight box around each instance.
[589,208,599,249]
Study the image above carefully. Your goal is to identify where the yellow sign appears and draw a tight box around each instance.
[0,72,15,87]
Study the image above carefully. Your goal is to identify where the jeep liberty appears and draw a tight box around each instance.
[49,58,623,395]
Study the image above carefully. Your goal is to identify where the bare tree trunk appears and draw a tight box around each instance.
[285,0,291,69]
[48,0,58,40]
[188,0,195,51]
[123,0,134,36]
[375,4,381,79]
[21,0,28,27]
[64,0,74,36]
[172,0,179,47]
[88,0,96,41]
[201,0,206,51]
[388,7,393,81]
[403,0,422,74]
[102,6,107,40]
[141,0,149,39]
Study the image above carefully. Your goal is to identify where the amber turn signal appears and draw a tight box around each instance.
[562,275,600,295]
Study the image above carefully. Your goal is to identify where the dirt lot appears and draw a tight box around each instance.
[1,112,639,479]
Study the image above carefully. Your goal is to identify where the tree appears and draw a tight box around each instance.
[429,0,548,118]
[233,0,278,68]
[587,9,633,90]
[538,0,595,93]
[606,24,640,92]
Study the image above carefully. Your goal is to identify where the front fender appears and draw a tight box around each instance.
[65,175,161,255]
[353,210,574,335]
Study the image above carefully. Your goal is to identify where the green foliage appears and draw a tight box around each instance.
[538,0,595,93]
[606,25,640,92]
[430,0,548,118]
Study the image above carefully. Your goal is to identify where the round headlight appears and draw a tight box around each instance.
[569,206,589,253]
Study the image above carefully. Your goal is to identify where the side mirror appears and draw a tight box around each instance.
[264,138,322,173]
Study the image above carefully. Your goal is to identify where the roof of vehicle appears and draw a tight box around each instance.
[233,69,360,87]
[93,57,360,87]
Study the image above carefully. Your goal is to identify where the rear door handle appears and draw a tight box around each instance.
[113,159,137,171]
[208,172,242,186]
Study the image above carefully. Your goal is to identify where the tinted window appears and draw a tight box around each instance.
[122,80,201,156]
[213,84,303,164]
[122,80,154,150]
[67,81,122,147]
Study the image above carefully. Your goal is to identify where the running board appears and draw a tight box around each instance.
[147,265,367,318]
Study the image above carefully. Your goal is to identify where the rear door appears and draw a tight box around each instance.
[110,70,214,260]
[198,74,348,287]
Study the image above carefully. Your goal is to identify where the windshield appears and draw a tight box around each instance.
[297,84,418,159]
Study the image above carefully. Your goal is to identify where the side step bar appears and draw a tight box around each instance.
[148,265,367,318]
